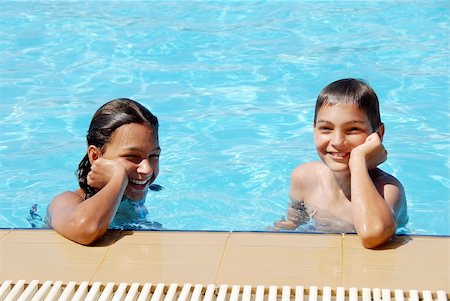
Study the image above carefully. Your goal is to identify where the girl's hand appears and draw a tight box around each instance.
[350,132,387,170]
[87,158,127,190]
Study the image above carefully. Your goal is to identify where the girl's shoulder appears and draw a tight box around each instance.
[47,189,86,225]
[51,189,85,206]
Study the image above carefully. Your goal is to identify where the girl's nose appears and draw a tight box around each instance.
[137,158,152,175]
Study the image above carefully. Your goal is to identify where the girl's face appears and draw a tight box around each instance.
[101,123,160,200]
[313,102,373,173]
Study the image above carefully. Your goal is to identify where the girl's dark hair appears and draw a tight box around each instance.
[313,78,382,131]
[77,98,159,198]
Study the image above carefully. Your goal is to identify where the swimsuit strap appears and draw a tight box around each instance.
[122,197,148,219]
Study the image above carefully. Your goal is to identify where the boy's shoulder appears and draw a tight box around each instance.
[291,161,327,189]
[370,168,408,226]
[291,161,325,177]
[290,161,326,201]
[369,168,404,188]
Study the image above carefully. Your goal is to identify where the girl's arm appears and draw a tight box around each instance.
[47,158,128,245]
[349,132,405,248]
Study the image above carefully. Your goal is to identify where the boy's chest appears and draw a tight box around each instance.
[305,187,354,225]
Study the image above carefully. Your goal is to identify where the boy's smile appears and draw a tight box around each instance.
[328,152,349,160]
[313,102,373,172]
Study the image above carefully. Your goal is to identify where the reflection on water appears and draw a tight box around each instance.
[0,1,448,235]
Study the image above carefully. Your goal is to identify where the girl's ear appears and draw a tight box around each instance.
[87,145,101,164]
[376,123,385,141]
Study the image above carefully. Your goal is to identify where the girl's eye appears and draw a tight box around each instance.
[124,154,142,163]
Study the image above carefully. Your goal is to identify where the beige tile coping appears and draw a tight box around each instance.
[0,229,448,292]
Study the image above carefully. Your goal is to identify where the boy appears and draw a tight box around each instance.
[275,78,408,249]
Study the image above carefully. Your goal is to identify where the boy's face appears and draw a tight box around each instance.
[313,102,373,172]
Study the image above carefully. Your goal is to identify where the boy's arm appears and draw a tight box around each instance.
[273,165,310,230]
[349,132,404,248]
[273,197,306,230]
[47,158,128,245]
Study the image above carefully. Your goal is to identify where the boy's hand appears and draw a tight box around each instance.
[87,158,127,190]
[272,216,298,230]
[350,132,387,170]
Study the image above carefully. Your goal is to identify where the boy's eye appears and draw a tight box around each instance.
[318,127,332,133]
[347,127,363,134]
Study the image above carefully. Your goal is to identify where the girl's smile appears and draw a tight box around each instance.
[129,178,150,186]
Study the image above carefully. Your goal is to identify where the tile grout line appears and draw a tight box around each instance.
[213,231,232,285]
[88,234,118,284]
[0,229,13,242]
[340,233,345,287]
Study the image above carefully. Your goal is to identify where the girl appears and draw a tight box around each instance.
[47,98,161,245]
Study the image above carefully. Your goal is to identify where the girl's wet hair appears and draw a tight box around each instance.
[313,78,382,131]
[77,98,159,198]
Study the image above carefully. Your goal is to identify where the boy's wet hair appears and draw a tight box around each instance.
[313,78,382,131]
[77,98,159,198]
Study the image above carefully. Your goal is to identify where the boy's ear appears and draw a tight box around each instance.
[376,123,385,141]
[87,145,101,164]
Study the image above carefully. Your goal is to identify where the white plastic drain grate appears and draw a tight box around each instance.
[0,280,447,301]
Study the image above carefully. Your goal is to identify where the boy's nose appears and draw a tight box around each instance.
[331,131,345,147]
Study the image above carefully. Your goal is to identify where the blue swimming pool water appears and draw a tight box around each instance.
[0,1,449,235]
